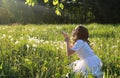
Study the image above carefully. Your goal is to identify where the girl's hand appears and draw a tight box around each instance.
[62,31,70,42]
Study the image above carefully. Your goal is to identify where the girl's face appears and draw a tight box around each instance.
[72,26,79,37]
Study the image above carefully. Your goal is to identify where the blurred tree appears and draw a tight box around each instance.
[0,0,120,24]
[0,7,13,24]
[93,0,120,23]
[0,0,61,24]
[25,0,120,23]
[25,0,65,16]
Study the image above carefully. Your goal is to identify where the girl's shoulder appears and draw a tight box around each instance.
[76,39,84,43]
[75,39,85,45]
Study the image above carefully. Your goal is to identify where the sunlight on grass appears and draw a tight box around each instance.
[0,24,119,78]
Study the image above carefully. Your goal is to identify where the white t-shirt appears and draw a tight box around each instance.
[71,40,95,59]
[70,40,102,77]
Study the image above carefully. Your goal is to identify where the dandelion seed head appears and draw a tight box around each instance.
[33,44,37,47]
[8,35,12,39]
[15,41,19,44]
[11,38,14,41]
[26,44,30,49]
[2,34,6,38]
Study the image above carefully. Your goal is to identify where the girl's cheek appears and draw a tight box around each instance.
[72,31,76,37]
[72,31,74,35]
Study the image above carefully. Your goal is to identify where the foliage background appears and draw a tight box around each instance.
[0,0,120,24]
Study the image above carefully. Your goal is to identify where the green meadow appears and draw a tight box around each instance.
[0,24,120,78]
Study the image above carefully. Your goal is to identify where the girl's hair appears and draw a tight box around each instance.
[73,25,90,45]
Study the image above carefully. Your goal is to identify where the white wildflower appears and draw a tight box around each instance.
[8,35,12,39]
[40,39,44,43]
[60,45,64,49]
[20,37,24,40]
[50,40,53,44]
[29,37,40,44]
[45,41,49,44]
[33,48,36,51]
[11,38,14,41]
[15,41,19,44]
[57,47,59,50]
[112,45,117,49]
[26,44,30,49]
[117,40,119,43]
[2,34,6,38]
[32,44,37,47]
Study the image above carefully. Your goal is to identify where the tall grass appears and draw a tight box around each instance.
[0,24,119,78]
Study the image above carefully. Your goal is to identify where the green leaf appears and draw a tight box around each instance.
[55,9,61,16]
[59,3,64,10]
[53,0,59,5]
[72,0,76,2]
[0,63,3,69]
[25,0,29,4]
[44,0,49,3]
[25,58,32,65]
[31,2,35,6]
[25,0,37,6]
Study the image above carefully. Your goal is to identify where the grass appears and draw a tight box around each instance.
[0,23,119,78]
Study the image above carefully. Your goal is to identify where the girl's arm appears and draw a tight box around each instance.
[62,31,75,56]
[66,40,75,56]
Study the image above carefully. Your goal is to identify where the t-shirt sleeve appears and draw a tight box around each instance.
[71,40,84,52]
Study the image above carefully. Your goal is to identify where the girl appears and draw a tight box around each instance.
[62,25,103,78]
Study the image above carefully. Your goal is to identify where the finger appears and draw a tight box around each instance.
[62,32,67,36]
[62,31,67,35]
